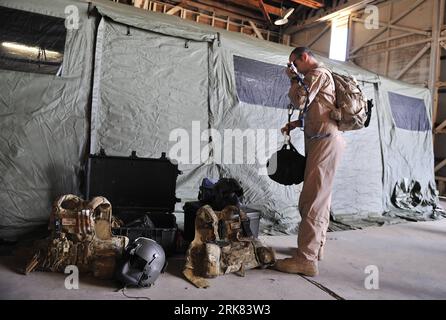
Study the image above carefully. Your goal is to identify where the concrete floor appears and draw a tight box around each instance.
[0,218,445,300]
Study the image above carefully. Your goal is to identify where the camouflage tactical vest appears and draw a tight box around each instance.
[24,194,128,279]
[183,205,275,288]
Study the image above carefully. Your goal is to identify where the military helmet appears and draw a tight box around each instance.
[116,237,167,288]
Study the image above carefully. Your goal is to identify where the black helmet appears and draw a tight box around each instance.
[116,237,167,288]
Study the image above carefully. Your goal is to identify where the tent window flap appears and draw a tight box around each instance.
[388,92,430,132]
[0,6,66,75]
[233,55,290,109]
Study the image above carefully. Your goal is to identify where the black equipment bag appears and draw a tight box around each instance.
[266,142,306,186]
[197,177,244,211]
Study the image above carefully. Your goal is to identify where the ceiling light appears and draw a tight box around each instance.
[274,7,295,26]
[2,42,61,59]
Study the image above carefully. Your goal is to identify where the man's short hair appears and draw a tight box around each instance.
[291,47,314,59]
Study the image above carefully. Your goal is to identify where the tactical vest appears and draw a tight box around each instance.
[183,205,275,288]
[24,194,128,279]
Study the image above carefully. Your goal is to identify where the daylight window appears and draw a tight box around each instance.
[329,15,349,62]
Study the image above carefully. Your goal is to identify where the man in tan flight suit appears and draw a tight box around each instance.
[275,47,346,277]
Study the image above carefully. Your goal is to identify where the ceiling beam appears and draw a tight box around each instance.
[289,0,325,9]
[173,0,266,24]
[285,0,374,34]
[226,0,282,17]
[266,0,324,9]
[248,20,265,39]
[258,0,273,25]
[166,6,183,15]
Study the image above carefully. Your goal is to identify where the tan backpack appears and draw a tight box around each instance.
[323,68,369,131]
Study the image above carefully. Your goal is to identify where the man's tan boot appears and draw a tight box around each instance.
[274,258,319,277]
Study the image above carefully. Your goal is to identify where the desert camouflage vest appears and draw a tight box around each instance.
[24,194,128,279]
[183,205,275,288]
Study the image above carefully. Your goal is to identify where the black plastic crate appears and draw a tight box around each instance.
[112,212,177,255]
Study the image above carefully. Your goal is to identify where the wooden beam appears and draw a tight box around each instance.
[349,38,432,59]
[258,0,273,26]
[431,0,444,128]
[436,176,446,182]
[362,33,415,49]
[350,0,426,55]
[134,0,145,8]
[289,0,324,9]
[226,0,282,17]
[266,0,324,9]
[395,43,431,80]
[346,11,353,60]
[177,0,265,24]
[282,34,291,46]
[350,17,430,36]
[166,5,182,15]
[435,119,446,132]
[286,0,374,35]
[306,22,331,47]
[249,20,265,39]
[435,159,446,172]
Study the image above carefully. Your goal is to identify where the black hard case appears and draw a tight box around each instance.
[85,150,182,253]
[86,150,181,214]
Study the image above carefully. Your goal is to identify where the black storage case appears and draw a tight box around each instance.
[86,149,182,254]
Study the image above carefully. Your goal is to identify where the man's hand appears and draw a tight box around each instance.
[285,65,297,80]
[281,120,302,135]
[281,123,290,135]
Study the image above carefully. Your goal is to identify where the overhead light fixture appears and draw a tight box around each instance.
[1,42,62,59]
[274,7,295,26]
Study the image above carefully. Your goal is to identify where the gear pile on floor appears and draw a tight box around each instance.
[183,205,275,288]
[23,194,128,279]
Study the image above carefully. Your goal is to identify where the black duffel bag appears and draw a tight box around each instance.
[266,141,306,186]
[199,177,244,211]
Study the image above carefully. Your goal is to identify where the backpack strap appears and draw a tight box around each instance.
[315,66,338,107]
[313,66,346,126]
[292,76,310,131]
